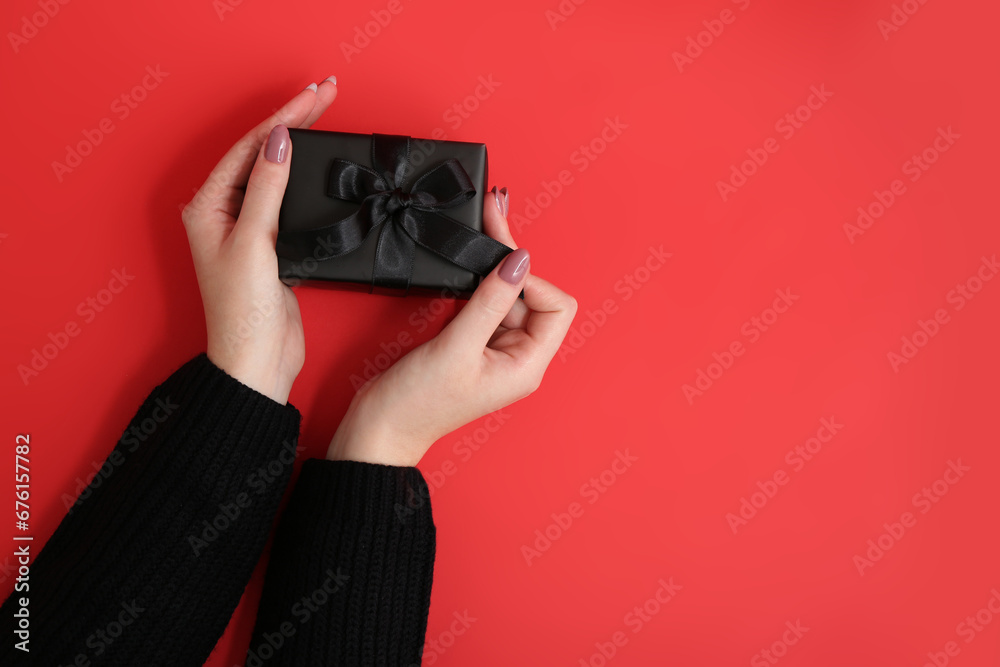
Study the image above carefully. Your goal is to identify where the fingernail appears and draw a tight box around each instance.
[492,186,503,215]
[500,187,509,217]
[265,124,290,164]
[499,248,530,285]
[304,82,318,93]
[324,75,337,86]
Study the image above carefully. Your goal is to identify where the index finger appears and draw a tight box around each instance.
[521,274,578,361]
[191,79,338,212]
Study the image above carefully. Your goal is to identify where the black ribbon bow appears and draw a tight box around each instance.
[275,133,515,294]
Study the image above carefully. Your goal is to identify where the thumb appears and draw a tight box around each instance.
[442,248,531,351]
[234,124,291,243]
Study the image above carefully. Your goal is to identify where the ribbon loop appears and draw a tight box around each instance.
[276,134,514,294]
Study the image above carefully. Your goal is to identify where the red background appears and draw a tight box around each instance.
[3,0,999,665]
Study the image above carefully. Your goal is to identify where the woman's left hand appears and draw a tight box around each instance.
[181,78,338,404]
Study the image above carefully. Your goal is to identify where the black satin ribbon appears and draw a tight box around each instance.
[276,133,514,294]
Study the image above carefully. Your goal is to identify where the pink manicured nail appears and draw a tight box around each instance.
[491,186,503,215]
[499,248,530,285]
[500,187,509,217]
[265,125,290,164]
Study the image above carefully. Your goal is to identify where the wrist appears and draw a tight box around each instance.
[206,348,295,405]
[326,400,428,466]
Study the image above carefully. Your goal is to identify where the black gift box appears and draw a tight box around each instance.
[276,129,513,299]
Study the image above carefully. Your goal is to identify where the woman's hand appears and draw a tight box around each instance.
[327,187,578,466]
[181,78,338,404]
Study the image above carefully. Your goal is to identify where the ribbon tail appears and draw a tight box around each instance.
[371,219,417,293]
[399,210,515,278]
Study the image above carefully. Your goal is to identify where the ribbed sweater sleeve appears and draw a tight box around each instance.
[246,458,437,666]
[0,354,301,666]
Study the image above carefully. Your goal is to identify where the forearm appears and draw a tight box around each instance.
[247,459,436,666]
[0,354,301,666]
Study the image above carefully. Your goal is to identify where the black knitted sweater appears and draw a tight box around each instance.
[0,354,436,665]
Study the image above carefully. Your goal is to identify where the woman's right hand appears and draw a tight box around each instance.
[327,187,578,466]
